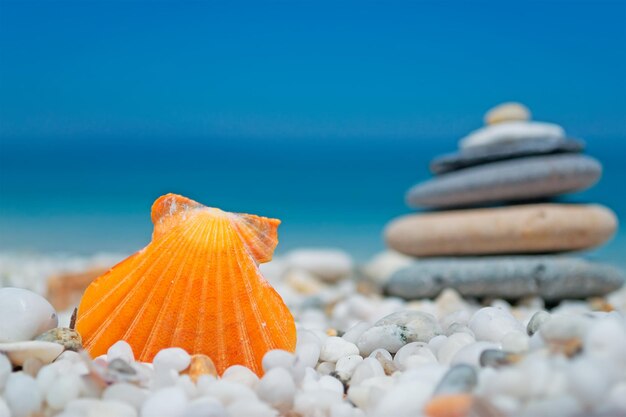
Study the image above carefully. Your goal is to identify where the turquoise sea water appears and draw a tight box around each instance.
[0,136,624,267]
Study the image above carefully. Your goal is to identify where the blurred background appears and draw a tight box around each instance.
[0,0,625,265]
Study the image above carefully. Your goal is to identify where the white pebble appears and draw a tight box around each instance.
[460,121,565,149]
[357,325,405,356]
[262,349,295,372]
[374,311,442,342]
[141,386,188,417]
[320,337,359,362]
[501,331,529,353]
[319,375,344,395]
[0,288,58,342]
[222,364,259,388]
[286,249,353,282]
[0,354,10,391]
[394,342,437,370]
[107,340,135,363]
[0,399,9,417]
[257,367,296,413]
[468,307,524,343]
[437,333,475,365]
[294,389,343,416]
[4,372,43,417]
[297,329,323,348]
[65,398,137,417]
[228,399,278,417]
[349,358,385,386]
[341,322,371,344]
[427,335,448,355]
[451,341,499,367]
[567,358,611,407]
[316,361,336,375]
[368,348,392,361]
[296,343,321,368]
[484,102,531,125]
[183,397,227,417]
[103,382,148,410]
[153,348,191,373]
[46,374,82,410]
[335,355,363,380]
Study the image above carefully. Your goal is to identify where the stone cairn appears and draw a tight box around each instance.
[383,102,625,301]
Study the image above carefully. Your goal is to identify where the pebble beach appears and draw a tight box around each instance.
[1,103,625,417]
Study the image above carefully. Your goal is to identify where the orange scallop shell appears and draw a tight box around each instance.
[76,193,296,375]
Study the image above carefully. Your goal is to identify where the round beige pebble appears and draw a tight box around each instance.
[484,102,531,125]
[385,204,617,257]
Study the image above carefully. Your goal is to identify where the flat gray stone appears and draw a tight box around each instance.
[385,256,625,301]
[430,137,585,175]
[407,154,601,209]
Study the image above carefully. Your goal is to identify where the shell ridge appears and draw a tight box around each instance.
[233,228,294,350]
[228,213,280,264]
[79,233,174,319]
[233,237,275,352]
[140,217,208,359]
[121,223,201,351]
[81,230,183,346]
[190,215,217,353]
[177,219,213,351]
[213,220,229,370]
[227,241,259,374]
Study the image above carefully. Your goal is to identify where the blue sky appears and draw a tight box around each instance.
[1,0,625,144]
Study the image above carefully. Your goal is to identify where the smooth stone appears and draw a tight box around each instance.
[103,382,148,410]
[484,102,531,125]
[433,364,477,395]
[479,350,523,368]
[320,337,359,362]
[141,386,188,417]
[459,121,565,149]
[386,204,617,257]
[386,256,624,301]
[256,367,296,413]
[430,137,584,175]
[285,248,353,282]
[4,373,43,417]
[527,311,552,336]
[295,343,321,369]
[153,347,191,373]
[262,349,296,372]
[65,399,138,417]
[0,340,64,366]
[0,354,10,391]
[46,373,82,410]
[356,325,406,356]
[374,311,442,342]
[107,340,135,363]
[0,287,58,342]
[406,154,601,209]
[183,398,227,417]
[221,365,259,388]
[393,342,437,370]
[334,355,363,381]
[468,307,525,343]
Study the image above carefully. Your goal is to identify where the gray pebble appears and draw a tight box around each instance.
[527,311,551,336]
[433,364,478,395]
[407,154,601,209]
[386,256,625,301]
[430,137,584,175]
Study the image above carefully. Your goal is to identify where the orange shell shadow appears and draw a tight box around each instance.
[76,193,296,375]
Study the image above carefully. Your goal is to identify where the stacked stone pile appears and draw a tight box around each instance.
[384,102,624,301]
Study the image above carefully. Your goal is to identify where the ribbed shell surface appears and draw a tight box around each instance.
[76,194,296,375]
